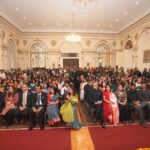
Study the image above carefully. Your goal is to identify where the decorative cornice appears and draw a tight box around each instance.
[0,15,21,35]
[119,13,150,36]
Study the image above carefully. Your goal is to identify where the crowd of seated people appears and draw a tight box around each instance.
[0,66,149,130]
[79,66,150,128]
[0,68,82,130]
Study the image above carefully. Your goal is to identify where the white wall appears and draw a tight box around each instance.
[137,31,150,70]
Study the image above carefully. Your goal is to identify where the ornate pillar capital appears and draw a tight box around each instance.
[1,44,8,51]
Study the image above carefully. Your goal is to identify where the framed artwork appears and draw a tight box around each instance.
[143,50,150,63]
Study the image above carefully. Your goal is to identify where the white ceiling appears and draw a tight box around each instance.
[0,0,150,33]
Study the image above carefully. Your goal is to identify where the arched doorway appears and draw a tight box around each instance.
[30,43,46,68]
[96,43,110,67]
[7,39,16,69]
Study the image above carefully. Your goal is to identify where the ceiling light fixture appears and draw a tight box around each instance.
[110,25,113,28]
[135,1,139,5]
[65,9,81,43]
[124,11,128,15]
[15,8,19,11]
[42,23,46,26]
[116,19,119,22]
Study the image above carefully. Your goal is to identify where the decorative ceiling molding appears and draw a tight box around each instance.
[119,13,150,36]
[0,15,21,34]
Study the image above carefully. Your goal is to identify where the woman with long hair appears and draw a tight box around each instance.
[103,85,119,125]
[115,84,130,124]
[46,87,60,126]
[1,86,18,126]
[60,85,82,129]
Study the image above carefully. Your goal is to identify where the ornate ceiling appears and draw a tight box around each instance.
[0,0,150,33]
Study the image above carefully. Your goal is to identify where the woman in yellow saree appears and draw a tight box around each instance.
[60,86,82,129]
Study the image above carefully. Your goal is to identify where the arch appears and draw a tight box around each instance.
[27,39,48,51]
[136,27,150,45]
[123,37,134,50]
[95,40,112,51]
[95,41,112,67]
[6,35,17,49]
[7,39,17,69]
[124,40,133,50]
[29,40,47,68]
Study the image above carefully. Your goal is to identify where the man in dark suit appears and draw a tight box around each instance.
[127,83,148,128]
[15,84,32,123]
[29,85,47,130]
[90,81,105,128]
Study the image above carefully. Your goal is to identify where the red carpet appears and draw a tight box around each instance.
[89,124,150,150]
[0,128,71,150]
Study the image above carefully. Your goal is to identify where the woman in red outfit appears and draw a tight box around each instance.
[103,85,113,124]
[103,85,119,125]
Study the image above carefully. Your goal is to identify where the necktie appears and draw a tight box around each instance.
[37,94,41,107]
[22,92,26,106]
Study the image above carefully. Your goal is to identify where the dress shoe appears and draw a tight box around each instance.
[100,123,106,129]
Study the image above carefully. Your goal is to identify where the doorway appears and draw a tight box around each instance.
[63,59,79,68]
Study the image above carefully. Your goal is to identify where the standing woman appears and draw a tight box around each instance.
[60,86,82,129]
[115,84,130,124]
[46,87,60,126]
[103,85,119,125]
[1,86,18,126]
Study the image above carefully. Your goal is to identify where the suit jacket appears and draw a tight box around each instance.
[18,90,33,108]
[32,92,47,109]
[90,88,103,106]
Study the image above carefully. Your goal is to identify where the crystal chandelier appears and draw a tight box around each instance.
[65,9,81,43]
